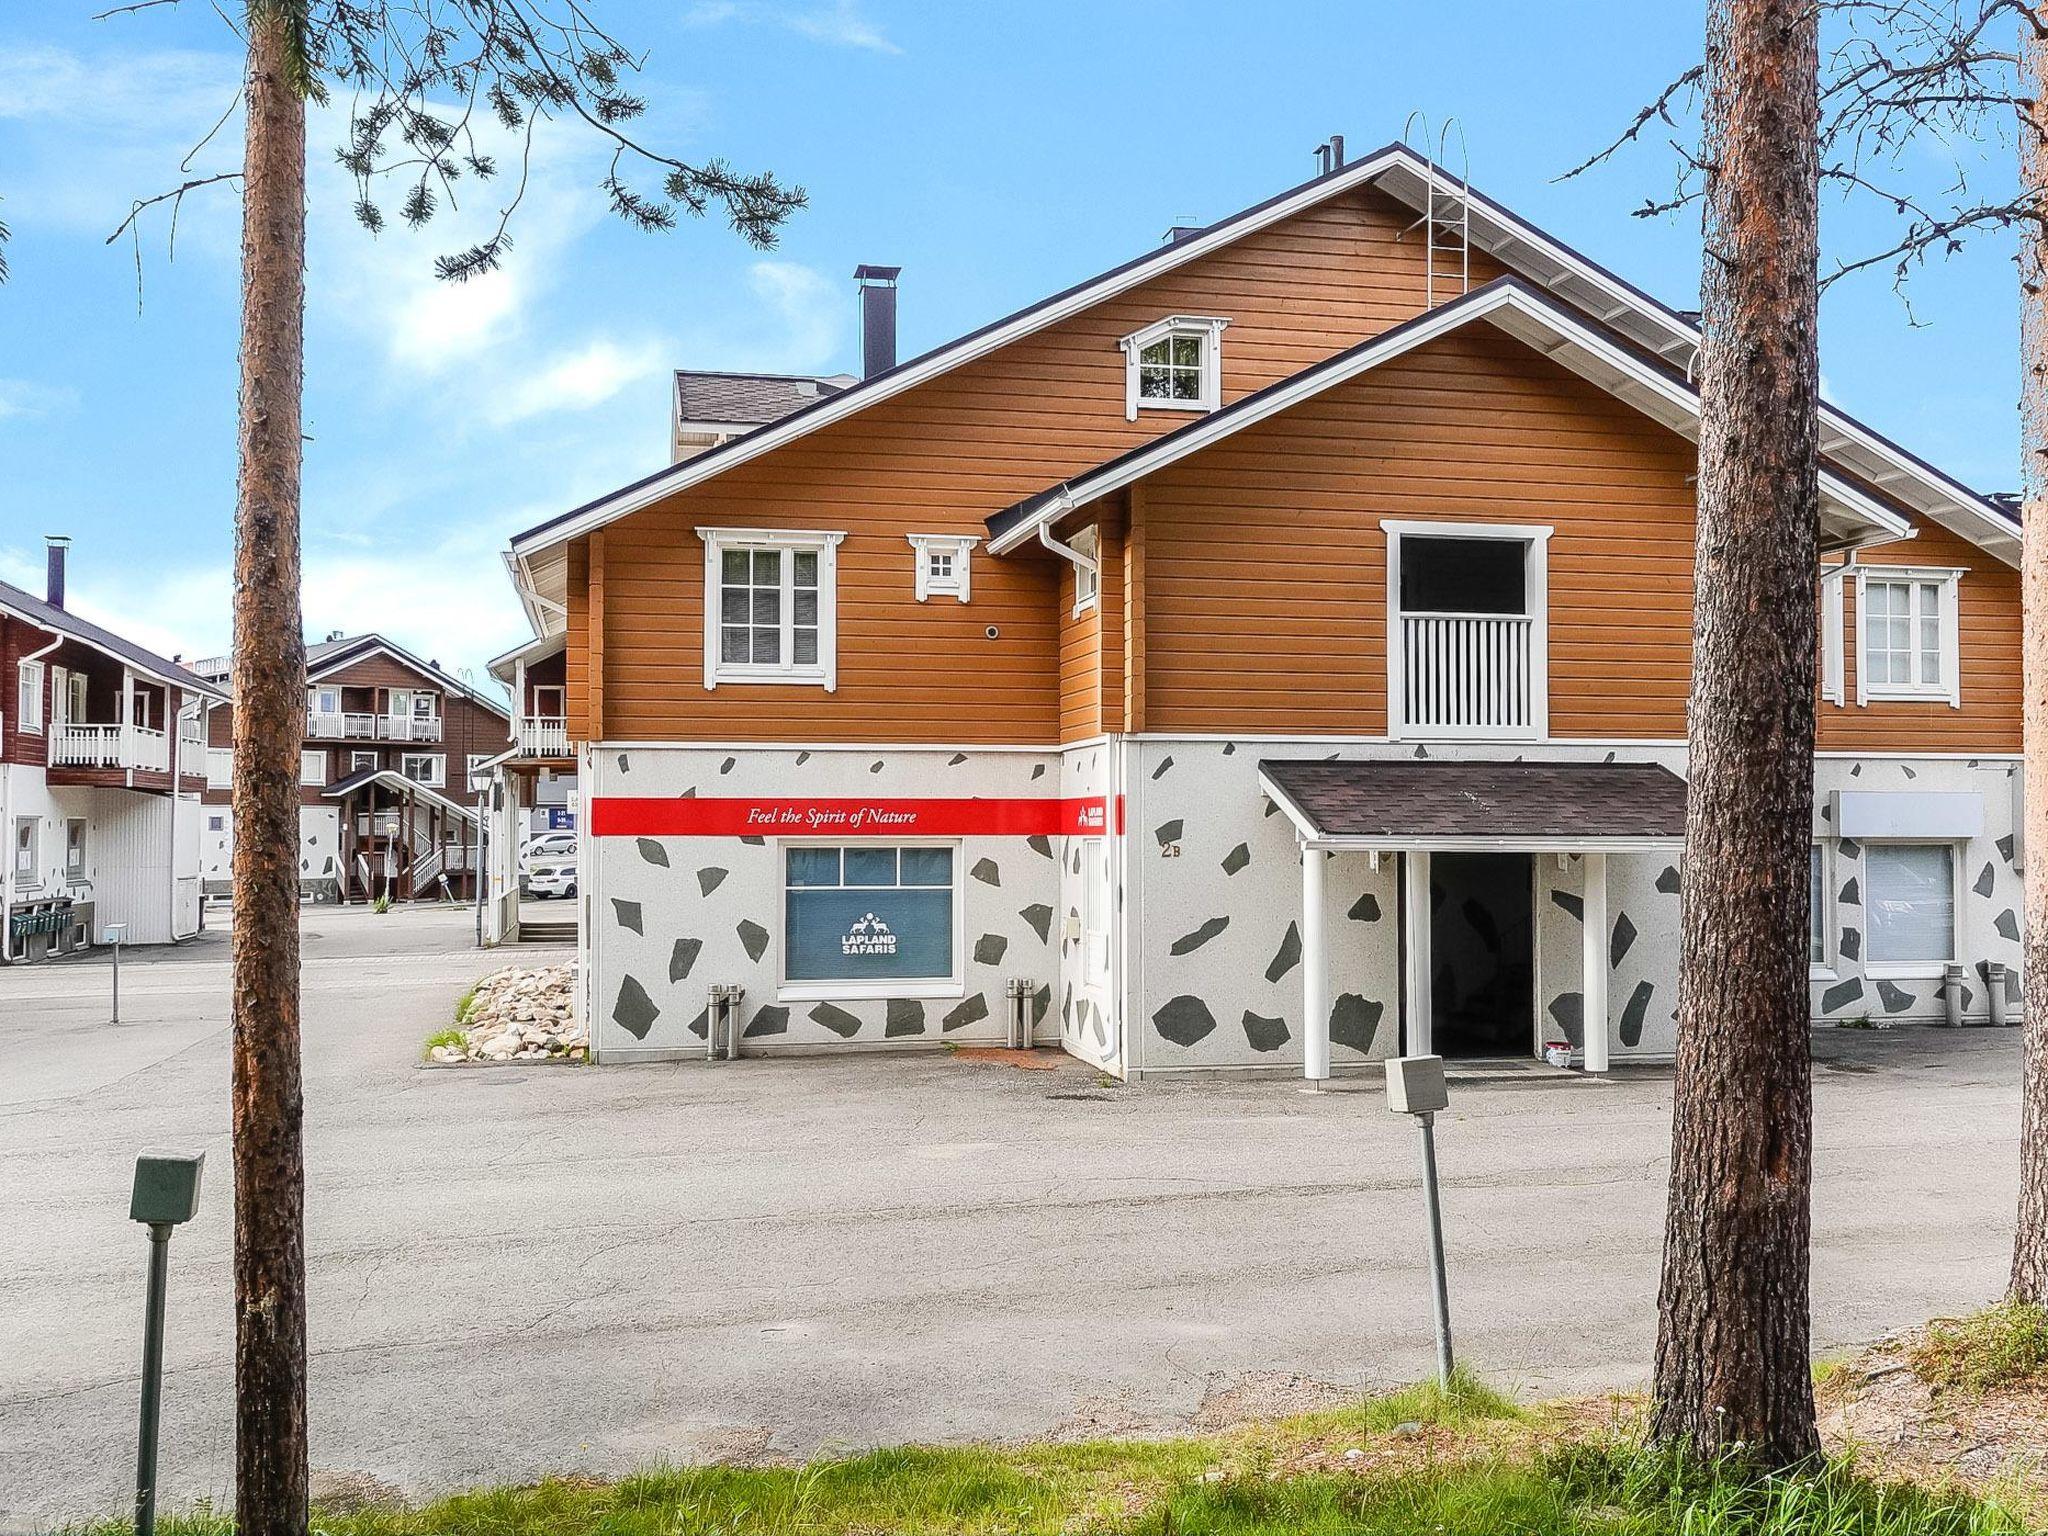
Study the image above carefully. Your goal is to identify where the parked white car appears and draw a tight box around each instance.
[527,859,577,899]
[519,831,576,875]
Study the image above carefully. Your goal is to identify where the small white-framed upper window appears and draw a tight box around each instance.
[907,534,977,603]
[697,527,845,691]
[1856,567,1961,707]
[1119,315,1229,420]
[400,753,444,787]
[17,660,44,734]
[298,750,326,787]
[1070,526,1100,616]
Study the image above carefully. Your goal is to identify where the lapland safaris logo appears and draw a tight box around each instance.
[842,912,898,957]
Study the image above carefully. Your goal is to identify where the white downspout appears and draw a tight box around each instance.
[7,633,62,964]
[1035,502,1100,587]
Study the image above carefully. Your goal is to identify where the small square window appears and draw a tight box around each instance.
[65,818,86,878]
[907,535,975,602]
[1857,568,1960,706]
[1120,316,1228,419]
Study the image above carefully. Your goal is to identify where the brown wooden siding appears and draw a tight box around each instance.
[1818,522,2021,754]
[1135,324,1703,738]
[574,187,1507,744]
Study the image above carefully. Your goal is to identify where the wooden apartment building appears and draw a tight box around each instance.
[196,632,509,904]
[495,139,2024,1077]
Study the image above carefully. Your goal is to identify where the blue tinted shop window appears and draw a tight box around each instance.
[785,845,956,983]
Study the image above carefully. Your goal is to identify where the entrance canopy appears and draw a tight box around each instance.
[322,766,480,824]
[1258,758,1688,854]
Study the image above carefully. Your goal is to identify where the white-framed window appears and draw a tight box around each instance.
[907,534,976,602]
[299,750,326,787]
[1865,842,1959,978]
[13,817,37,881]
[207,813,225,833]
[350,750,378,772]
[1819,566,1847,705]
[1118,315,1229,420]
[1809,843,1830,973]
[310,685,341,715]
[17,660,43,734]
[530,684,565,719]
[64,818,86,879]
[412,692,438,721]
[1070,526,1100,616]
[1856,567,1961,707]
[64,670,87,726]
[400,753,444,787]
[779,841,962,1001]
[1079,836,1111,986]
[205,748,232,789]
[697,527,845,690]
[1383,519,1551,741]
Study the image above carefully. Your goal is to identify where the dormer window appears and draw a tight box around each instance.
[907,534,977,602]
[1120,316,1229,420]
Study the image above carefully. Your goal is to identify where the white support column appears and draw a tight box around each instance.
[1302,843,1328,1083]
[1403,851,1433,1054]
[1582,851,1610,1074]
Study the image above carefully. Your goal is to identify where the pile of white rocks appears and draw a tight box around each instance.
[431,963,584,1062]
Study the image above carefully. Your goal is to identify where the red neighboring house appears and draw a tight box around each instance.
[1,537,226,962]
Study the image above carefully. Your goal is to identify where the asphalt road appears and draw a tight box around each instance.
[0,905,2023,1529]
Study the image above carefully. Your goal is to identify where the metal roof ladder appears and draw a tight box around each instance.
[1401,113,1472,310]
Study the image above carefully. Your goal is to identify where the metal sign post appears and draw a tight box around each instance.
[1386,1054,1455,1388]
[130,1153,203,1536]
[104,924,128,1023]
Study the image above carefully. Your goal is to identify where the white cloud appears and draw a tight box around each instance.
[486,338,671,426]
[0,544,226,667]
[0,379,78,421]
[669,260,848,375]
[685,0,902,54]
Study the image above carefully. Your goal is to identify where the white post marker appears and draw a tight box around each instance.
[1387,1053,1454,1388]
[105,923,128,1023]
[1301,843,1328,1084]
[1582,852,1609,1074]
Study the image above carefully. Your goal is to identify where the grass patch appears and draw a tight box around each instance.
[65,1374,2030,1536]
[1911,1299,2048,1394]
[420,1027,468,1061]
[453,984,480,1024]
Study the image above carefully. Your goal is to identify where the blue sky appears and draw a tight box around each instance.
[0,1,2020,692]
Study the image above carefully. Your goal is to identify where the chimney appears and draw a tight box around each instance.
[45,535,70,609]
[1162,219,1204,245]
[1313,134,1347,177]
[854,264,901,379]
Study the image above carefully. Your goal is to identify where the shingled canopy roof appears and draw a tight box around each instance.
[1258,758,1689,852]
[674,370,857,427]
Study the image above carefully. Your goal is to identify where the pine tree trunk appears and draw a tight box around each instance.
[2013,6,2048,1307]
[1651,0,1824,1465]
[230,5,311,1532]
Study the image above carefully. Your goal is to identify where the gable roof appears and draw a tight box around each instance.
[320,765,480,820]
[303,634,510,718]
[675,370,857,428]
[986,277,1912,555]
[505,141,2016,629]
[0,579,227,701]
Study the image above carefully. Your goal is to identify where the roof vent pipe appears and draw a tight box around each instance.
[1313,135,1346,177]
[45,535,70,609]
[854,264,901,379]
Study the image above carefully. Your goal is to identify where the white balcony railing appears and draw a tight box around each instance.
[306,711,443,742]
[50,722,170,772]
[516,715,571,757]
[1397,612,1538,737]
[177,735,207,778]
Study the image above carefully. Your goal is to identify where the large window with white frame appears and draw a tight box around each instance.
[400,753,443,787]
[698,528,844,690]
[780,842,961,1000]
[1119,315,1229,419]
[1864,842,1959,977]
[1383,519,1551,740]
[1856,567,1961,706]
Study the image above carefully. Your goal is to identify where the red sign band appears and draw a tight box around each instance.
[591,795,1125,839]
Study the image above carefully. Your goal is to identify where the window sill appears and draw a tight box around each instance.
[1809,966,1837,982]
[708,670,833,690]
[1134,399,1214,414]
[1865,961,1952,981]
[1861,687,1956,706]
[778,978,965,1004]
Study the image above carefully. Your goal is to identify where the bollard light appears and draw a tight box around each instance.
[131,1152,203,1536]
[1386,1055,1455,1389]
[104,923,128,1024]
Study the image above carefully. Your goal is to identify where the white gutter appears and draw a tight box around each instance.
[1034,493,1098,583]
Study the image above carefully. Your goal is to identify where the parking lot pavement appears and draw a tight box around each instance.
[0,911,2023,1528]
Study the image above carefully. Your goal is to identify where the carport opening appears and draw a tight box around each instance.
[1429,851,1534,1058]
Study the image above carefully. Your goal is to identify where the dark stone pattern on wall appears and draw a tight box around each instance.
[1265,922,1302,982]
[1820,977,1864,1013]
[1547,992,1582,1047]
[1170,916,1229,955]
[1618,981,1653,1047]
[612,899,643,935]
[1875,979,1916,1014]
[744,1004,790,1038]
[637,838,669,867]
[1153,994,1217,1046]
[810,1003,862,1038]
[1242,1011,1289,1052]
[669,938,701,982]
[1550,890,1583,921]
[1329,993,1382,1054]
[943,993,989,1031]
[886,999,926,1037]
[613,977,659,1039]
[1347,892,1380,922]
[1222,843,1251,876]
[738,919,770,962]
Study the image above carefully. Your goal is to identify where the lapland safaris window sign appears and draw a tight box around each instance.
[782,843,962,999]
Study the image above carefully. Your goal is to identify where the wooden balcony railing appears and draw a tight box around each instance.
[516,716,571,756]
[306,711,443,742]
[1397,612,1539,737]
[50,722,169,772]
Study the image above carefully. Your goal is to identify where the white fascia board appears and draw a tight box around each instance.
[1255,770,1326,843]
[990,284,1911,554]
[486,630,568,684]
[506,147,1419,563]
[309,639,513,718]
[1304,835,1687,854]
[0,596,226,702]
